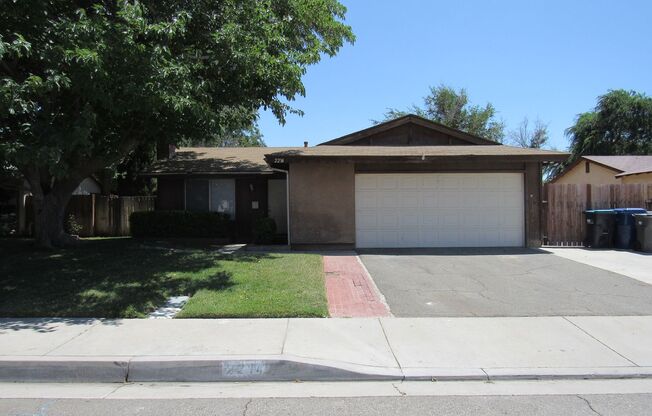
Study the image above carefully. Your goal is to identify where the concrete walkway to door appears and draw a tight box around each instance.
[323,253,391,318]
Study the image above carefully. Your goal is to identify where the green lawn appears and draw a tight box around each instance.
[0,238,327,318]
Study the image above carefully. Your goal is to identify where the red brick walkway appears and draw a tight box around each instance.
[323,254,392,318]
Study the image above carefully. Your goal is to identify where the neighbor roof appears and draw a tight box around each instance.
[318,114,500,146]
[581,155,652,177]
[143,147,302,175]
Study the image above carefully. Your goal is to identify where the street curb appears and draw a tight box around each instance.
[128,355,403,382]
[0,357,129,383]
[2,356,652,383]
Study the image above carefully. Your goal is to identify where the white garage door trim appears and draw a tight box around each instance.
[355,173,525,248]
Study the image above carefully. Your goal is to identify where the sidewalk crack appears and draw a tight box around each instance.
[378,318,402,372]
[43,320,102,356]
[102,383,126,399]
[242,398,253,416]
[577,395,603,416]
[391,382,407,396]
[563,317,639,366]
[281,318,290,355]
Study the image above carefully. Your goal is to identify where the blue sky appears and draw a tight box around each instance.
[258,0,652,150]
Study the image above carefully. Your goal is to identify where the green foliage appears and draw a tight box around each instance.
[130,211,233,238]
[252,217,277,244]
[0,0,354,245]
[179,122,266,148]
[566,90,652,162]
[381,85,505,142]
[65,214,83,236]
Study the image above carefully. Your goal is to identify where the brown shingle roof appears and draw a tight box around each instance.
[582,156,652,177]
[144,145,569,175]
[143,147,301,175]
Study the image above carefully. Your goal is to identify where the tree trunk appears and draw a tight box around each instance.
[31,182,80,249]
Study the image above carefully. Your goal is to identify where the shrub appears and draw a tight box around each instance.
[65,214,84,236]
[252,217,277,244]
[130,211,233,238]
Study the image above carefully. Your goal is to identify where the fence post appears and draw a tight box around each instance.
[585,184,592,210]
[541,183,548,245]
[90,194,96,237]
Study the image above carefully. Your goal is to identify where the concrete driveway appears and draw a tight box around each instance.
[358,248,652,317]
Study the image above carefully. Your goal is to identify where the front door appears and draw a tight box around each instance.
[235,177,268,242]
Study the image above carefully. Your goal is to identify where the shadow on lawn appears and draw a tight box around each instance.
[0,238,274,322]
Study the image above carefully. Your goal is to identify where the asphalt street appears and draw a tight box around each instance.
[2,380,652,415]
[2,394,651,416]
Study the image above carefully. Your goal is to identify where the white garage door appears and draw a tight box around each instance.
[355,173,525,248]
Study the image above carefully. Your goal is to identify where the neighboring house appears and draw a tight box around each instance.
[552,156,652,186]
[72,177,103,195]
[145,115,566,249]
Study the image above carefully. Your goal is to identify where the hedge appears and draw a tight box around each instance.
[252,217,277,244]
[130,211,233,238]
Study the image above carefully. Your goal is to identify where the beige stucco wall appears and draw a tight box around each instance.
[288,161,355,246]
[554,161,621,185]
[622,173,652,184]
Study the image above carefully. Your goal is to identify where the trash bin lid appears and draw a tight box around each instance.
[592,209,616,214]
[614,208,647,214]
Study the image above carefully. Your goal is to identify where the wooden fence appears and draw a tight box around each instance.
[24,195,155,237]
[542,183,652,246]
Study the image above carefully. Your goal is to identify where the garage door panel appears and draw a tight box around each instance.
[357,211,378,228]
[400,191,420,208]
[375,193,397,208]
[400,175,421,189]
[355,173,524,248]
[379,211,399,227]
[378,176,399,189]
[438,191,461,208]
[356,190,377,209]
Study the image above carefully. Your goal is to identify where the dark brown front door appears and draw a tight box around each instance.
[235,177,268,242]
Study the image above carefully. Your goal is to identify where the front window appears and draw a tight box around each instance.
[185,179,209,212]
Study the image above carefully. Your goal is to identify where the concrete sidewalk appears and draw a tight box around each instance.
[1,316,651,383]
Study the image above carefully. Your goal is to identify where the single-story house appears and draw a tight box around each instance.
[145,115,567,249]
[551,155,652,186]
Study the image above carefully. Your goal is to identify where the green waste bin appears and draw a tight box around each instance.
[584,209,616,248]
[634,214,652,252]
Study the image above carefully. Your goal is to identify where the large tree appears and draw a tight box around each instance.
[380,85,506,142]
[509,117,549,149]
[565,89,652,163]
[0,0,354,248]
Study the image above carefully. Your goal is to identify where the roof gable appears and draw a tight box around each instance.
[551,155,652,183]
[582,156,652,174]
[318,114,499,146]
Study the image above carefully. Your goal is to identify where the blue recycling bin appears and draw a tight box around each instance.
[614,208,648,249]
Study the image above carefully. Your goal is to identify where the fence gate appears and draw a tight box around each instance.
[542,183,652,246]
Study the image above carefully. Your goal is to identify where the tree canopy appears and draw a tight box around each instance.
[0,0,354,247]
[565,89,652,163]
[508,117,549,149]
[380,85,506,142]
